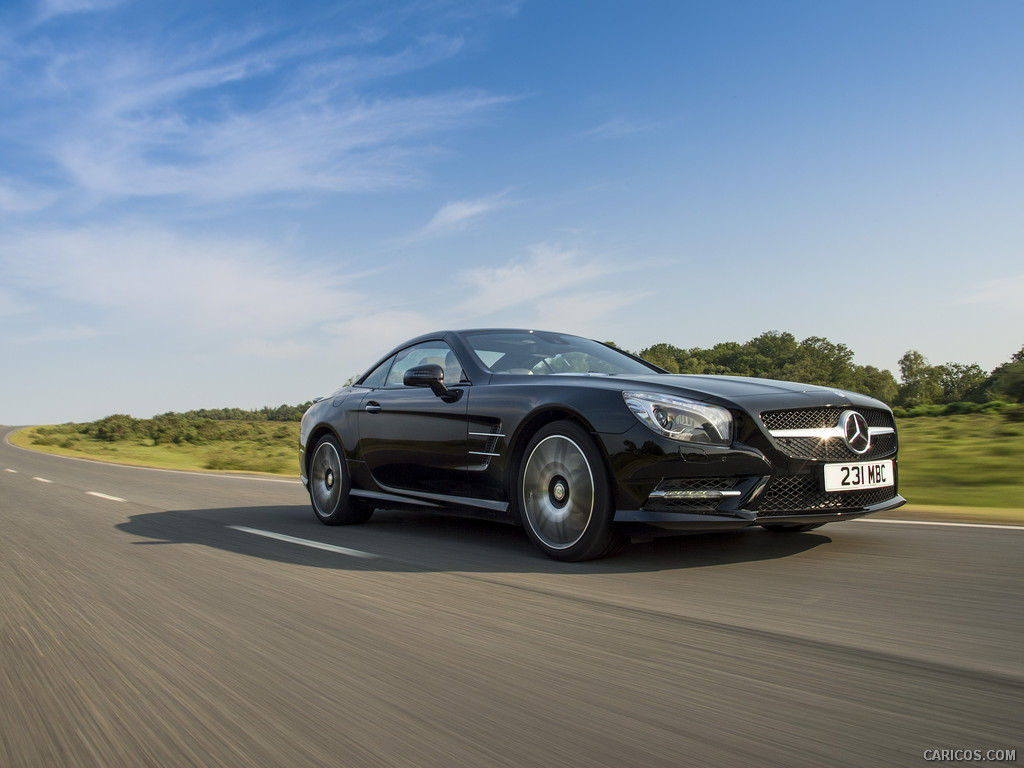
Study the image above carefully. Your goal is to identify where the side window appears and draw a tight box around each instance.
[359,356,394,389]
[385,342,466,388]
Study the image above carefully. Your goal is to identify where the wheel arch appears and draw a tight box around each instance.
[303,423,344,479]
[505,407,612,514]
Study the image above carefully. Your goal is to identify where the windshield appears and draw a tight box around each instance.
[463,331,661,376]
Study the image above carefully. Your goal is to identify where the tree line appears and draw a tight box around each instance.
[66,405,311,445]
[633,331,1024,412]
[68,333,1024,442]
[175,404,314,422]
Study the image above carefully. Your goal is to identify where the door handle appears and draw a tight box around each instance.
[364,402,382,414]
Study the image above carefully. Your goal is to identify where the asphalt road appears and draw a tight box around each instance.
[2,427,1021,768]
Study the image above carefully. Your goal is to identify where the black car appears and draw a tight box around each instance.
[300,329,904,560]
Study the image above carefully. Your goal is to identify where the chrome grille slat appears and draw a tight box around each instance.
[774,433,898,461]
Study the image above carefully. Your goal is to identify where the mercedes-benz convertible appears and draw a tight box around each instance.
[300,329,904,560]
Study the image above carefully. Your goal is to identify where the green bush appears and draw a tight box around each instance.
[93,414,146,442]
[906,404,945,418]
[151,414,198,445]
[943,401,981,415]
[895,401,1009,419]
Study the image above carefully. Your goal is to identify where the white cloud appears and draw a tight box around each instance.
[531,289,647,332]
[19,21,511,204]
[1,226,360,346]
[583,117,658,139]
[457,244,613,316]
[36,0,124,22]
[454,244,648,327]
[56,88,510,202]
[312,244,652,358]
[322,309,433,366]
[418,190,514,236]
[0,179,56,214]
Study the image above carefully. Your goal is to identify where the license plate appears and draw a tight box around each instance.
[824,460,894,492]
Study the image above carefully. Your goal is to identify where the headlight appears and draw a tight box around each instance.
[622,391,733,446]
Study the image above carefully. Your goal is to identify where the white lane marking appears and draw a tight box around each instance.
[32,476,53,483]
[228,526,380,559]
[86,491,126,503]
[859,518,1024,531]
[5,468,16,473]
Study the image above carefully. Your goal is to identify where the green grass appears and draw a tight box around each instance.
[894,413,1024,509]
[10,413,1024,510]
[10,421,300,475]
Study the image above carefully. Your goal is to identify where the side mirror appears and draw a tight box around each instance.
[403,364,460,401]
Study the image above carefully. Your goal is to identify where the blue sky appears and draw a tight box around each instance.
[1,0,1022,424]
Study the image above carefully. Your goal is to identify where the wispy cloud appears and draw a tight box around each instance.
[322,309,435,369]
[0,178,56,214]
[0,225,360,351]
[4,10,512,207]
[417,190,515,237]
[455,244,647,323]
[35,0,125,23]
[583,117,659,139]
[56,89,511,201]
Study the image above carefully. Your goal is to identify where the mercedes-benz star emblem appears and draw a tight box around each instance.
[840,410,870,454]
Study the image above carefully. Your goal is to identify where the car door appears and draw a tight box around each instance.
[356,340,470,496]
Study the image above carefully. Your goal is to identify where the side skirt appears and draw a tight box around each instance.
[350,486,512,520]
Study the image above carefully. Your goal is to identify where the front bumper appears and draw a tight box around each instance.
[613,493,906,529]
[600,423,904,532]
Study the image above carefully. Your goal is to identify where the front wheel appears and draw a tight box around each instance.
[517,421,623,561]
[308,435,373,525]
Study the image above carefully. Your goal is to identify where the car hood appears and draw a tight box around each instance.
[617,374,889,412]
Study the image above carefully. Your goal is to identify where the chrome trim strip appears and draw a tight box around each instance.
[469,451,501,457]
[648,489,743,500]
[469,431,505,437]
[770,426,894,439]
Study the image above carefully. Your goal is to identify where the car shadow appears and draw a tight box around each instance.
[115,504,833,574]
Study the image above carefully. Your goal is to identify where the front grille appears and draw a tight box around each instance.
[757,476,898,516]
[643,477,739,513]
[761,407,894,431]
[774,432,897,461]
[761,407,897,460]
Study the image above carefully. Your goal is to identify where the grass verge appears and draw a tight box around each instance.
[9,422,299,476]
[894,413,1024,510]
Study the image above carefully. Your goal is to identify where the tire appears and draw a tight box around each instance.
[308,434,373,525]
[762,522,824,533]
[517,421,623,561]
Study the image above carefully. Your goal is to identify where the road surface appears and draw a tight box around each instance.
[2,426,1021,767]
